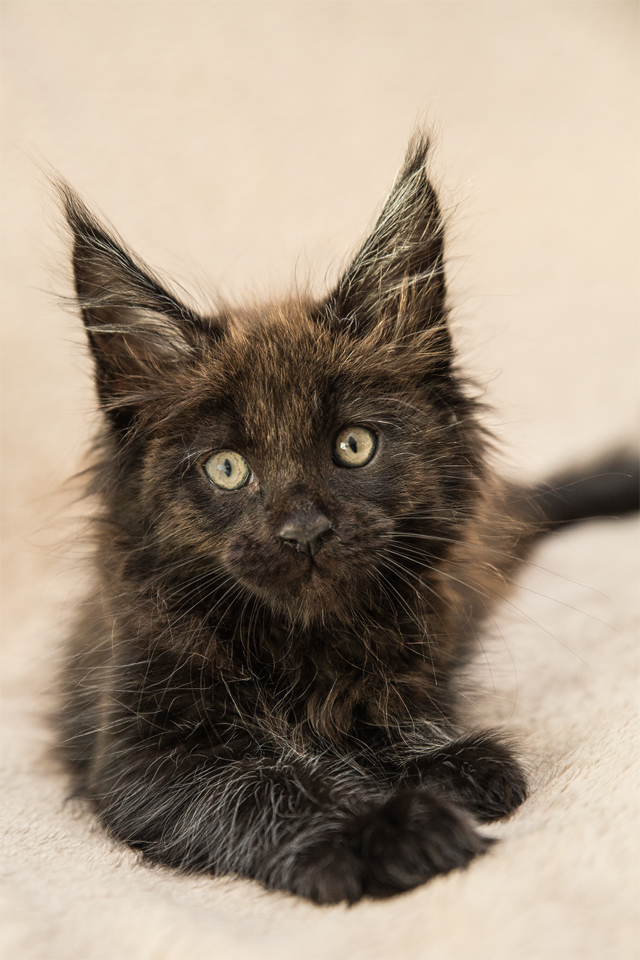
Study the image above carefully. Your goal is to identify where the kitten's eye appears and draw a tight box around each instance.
[333,427,377,468]
[204,451,251,490]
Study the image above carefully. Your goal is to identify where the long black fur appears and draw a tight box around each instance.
[57,137,639,904]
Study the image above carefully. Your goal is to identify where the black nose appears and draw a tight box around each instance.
[277,511,334,557]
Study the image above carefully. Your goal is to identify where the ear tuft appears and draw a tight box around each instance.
[327,135,451,361]
[57,182,220,420]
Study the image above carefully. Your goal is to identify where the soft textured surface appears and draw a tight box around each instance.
[2,4,638,959]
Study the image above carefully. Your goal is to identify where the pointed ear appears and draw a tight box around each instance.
[59,183,221,423]
[326,136,451,362]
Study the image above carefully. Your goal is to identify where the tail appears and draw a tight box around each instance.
[533,449,639,533]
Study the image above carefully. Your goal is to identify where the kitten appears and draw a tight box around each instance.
[58,137,638,904]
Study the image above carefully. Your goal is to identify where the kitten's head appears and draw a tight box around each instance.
[63,138,484,627]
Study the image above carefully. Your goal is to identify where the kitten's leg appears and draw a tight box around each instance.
[85,741,491,903]
[403,732,528,823]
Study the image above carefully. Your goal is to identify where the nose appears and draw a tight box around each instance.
[277,510,334,557]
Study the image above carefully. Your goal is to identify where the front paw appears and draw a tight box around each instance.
[360,788,491,898]
[409,734,528,823]
[273,789,490,904]
[278,830,366,905]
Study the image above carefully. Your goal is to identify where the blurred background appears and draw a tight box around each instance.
[1,6,638,958]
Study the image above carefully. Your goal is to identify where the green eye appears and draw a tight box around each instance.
[204,451,251,490]
[333,426,377,468]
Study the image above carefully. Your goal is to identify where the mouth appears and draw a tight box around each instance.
[223,532,375,615]
[225,547,313,594]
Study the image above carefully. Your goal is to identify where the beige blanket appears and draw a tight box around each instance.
[2,4,638,958]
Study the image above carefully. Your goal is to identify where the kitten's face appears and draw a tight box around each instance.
[137,306,475,624]
[63,137,483,626]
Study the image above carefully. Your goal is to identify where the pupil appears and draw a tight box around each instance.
[348,434,358,453]
[223,458,232,477]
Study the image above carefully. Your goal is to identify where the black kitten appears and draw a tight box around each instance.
[58,137,638,904]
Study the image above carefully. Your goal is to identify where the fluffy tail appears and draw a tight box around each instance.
[533,449,639,532]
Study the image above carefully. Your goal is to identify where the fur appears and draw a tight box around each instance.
[57,137,637,904]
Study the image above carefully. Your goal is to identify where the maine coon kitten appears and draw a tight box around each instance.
[58,137,638,904]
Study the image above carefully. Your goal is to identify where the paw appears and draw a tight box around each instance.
[360,788,491,898]
[269,788,490,904]
[281,832,366,905]
[411,734,528,823]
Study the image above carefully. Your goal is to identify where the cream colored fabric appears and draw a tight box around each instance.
[2,4,638,959]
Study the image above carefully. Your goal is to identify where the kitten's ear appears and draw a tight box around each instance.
[326,136,451,359]
[59,184,220,419]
